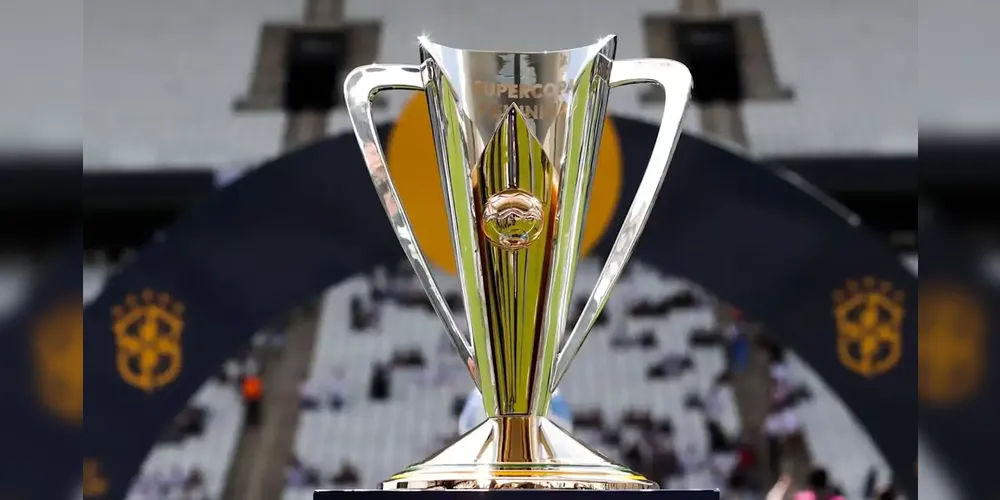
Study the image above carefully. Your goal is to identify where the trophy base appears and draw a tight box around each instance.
[316,492,721,499]
[381,417,657,490]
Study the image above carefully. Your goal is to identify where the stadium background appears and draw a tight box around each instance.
[3,0,997,498]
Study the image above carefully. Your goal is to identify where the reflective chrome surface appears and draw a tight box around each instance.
[380,416,655,490]
[344,35,692,490]
[551,58,693,391]
[419,36,618,419]
[343,64,479,386]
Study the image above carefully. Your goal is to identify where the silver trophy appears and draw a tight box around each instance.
[344,35,691,490]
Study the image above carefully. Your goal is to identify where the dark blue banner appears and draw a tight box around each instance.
[83,138,400,500]
[83,117,915,499]
[609,121,917,498]
[0,235,82,500]
[918,218,999,499]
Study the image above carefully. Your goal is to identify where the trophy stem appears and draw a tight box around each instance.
[493,416,544,463]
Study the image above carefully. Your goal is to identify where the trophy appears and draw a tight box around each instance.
[344,35,691,490]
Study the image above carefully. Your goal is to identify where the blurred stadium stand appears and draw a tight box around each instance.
[280,268,743,497]
[128,382,245,499]
[787,355,892,499]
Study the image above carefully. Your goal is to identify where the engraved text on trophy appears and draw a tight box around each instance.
[473,79,574,121]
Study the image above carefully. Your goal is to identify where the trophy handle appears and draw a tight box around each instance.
[550,59,693,391]
[344,64,480,387]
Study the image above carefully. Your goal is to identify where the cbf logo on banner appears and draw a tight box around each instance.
[918,220,999,500]
[833,276,905,378]
[0,236,83,500]
[84,94,916,498]
[111,290,185,393]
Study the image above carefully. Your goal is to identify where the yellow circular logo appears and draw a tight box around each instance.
[33,299,83,426]
[918,282,986,405]
[386,94,623,274]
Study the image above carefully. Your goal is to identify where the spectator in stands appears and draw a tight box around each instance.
[391,347,426,369]
[709,449,740,492]
[163,465,187,496]
[647,353,692,380]
[621,430,650,479]
[369,362,391,401]
[175,406,206,437]
[637,329,658,348]
[763,403,801,480]
[706,419,732,453]
[610,331,633,349]
[350,294,380,331]
[703,374,729,424]
[765,474,793,500]
[861,466,879,498]
[223,357,243,384]
[765,344,786,370]
[723,311,751,372]
[725,471,758,500]
[332,462,362,487]
[793,467,845,500]
[702,417,739,489]
[734,439,757,479]
[370,266,389,304]
[285,458,307,488]
[350,296,367,331]
[242,372,264,426]
[298,374,322,409]
[243,352,261,377]
[285,456,320,488]
[183,468,208,500]
[649,434,680,487]
[148,471,171,498]
[366,297,381,331]
[717,436,759,496]
[769,348,792,402]
[763,414,784,479]
[677,443,704,485]
[874,485,899,500]
[325,368,347,410]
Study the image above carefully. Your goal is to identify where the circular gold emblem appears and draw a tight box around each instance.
[32,299,83,425]
[386,95,623,273]
[481,189,545,250]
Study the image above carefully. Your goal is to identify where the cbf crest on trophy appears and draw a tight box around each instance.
[344,35,691,490]
[833,276,904,378]
[112,290,185,393]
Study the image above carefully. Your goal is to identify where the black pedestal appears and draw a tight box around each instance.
[314,490,720,500]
